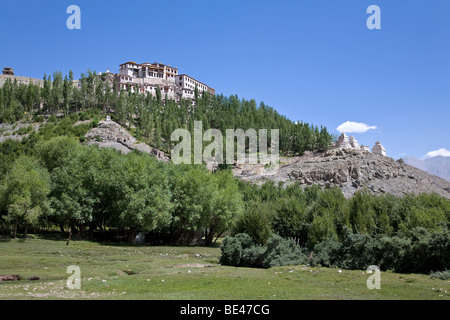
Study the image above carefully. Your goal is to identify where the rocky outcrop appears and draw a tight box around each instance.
[85,119,168,161]
[236,148,450,199]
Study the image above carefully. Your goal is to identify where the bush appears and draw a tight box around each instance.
[69,113,80,122]
[430,270,450,280]
[91,117,99,128]
[263,234,308,268]
[241,245,265,268]
[15,125,33,135]
[219,233,253,266]
[33,115,45,123]
[48,115,58,123]
[371,235,411,272]
[220,233,307,268]
[402,227,450,273]
[310,239,341,268]
[310,227,450,274]
[79,112,90,121]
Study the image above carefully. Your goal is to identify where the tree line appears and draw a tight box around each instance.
[235,181,450,247]
[0,71,333,155]
[0,136,243,245]
[221,181,450,274]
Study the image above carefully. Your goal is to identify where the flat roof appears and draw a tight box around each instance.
[120,61,178,69]
[176,74,211,88]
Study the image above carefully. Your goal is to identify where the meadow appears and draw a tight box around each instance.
[0,235,448,300]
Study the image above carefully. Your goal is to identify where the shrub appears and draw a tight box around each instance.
[310,227,450,274]
[69,113,80,122]
[220,233,307,268]
[33,115,45,123]
[430,270,450,280]
[79,112,90,121]
[48,115,58,123]
[91,117,99,128]
[241,245,265,268]
[219,233,253,266]
[263,234,308,268]
[402,227,450,273]
[310,239,341,268]
[371,235,411,272]
[15,125,33,135]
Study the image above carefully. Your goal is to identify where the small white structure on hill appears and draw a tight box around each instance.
[372,141,386,156]
[337,133,352,149]
[349,135,359,149]
[360,145,370,152]
[335,132,386,156]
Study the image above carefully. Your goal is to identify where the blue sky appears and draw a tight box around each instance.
[0,0,449,159]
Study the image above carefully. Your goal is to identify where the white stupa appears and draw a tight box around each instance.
[349,136,360,149]
[360,145,370,152]
[337,132,352,149]
[372,141,386,156]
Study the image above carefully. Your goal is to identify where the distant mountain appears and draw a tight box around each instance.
[403,156,450,181]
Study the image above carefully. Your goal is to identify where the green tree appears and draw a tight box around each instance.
[34,136,80,172]
[272,197,308,244]
[1,156,50,237]
[204,170,244,245]
[113,152,173,242]
[234,200,273,245]
[50,71,63,111]
[168,165,212,244]
[348,189,377,234]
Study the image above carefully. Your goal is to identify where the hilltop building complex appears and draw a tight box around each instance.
[112,61,215,101]
[1,60,215,103]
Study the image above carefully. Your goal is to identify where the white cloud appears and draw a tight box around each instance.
[423,148,450,159]
[336,121,377,133]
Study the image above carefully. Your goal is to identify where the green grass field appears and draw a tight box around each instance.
[0,235,448,300]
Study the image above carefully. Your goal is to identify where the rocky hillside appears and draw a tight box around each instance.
[234,148,450,199]
[85,119,168,161]
[77,119,450,200]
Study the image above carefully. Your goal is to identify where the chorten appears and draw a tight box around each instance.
[360,145,370,152]
[372,141,386,156]
[349,136,360,149]
[337,132,352,149]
